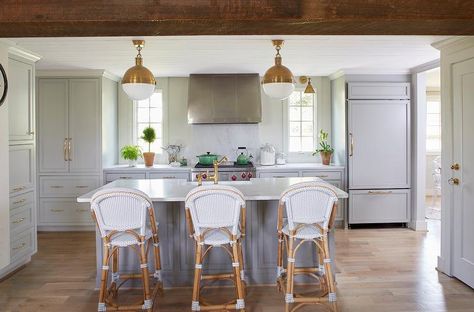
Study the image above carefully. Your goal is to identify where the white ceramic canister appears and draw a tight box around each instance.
[260,143,276,165]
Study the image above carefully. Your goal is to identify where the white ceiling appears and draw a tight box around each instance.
[12,35,448,78]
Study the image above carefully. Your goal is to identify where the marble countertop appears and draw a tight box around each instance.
[77,177,348,203]
[104,163,344,172]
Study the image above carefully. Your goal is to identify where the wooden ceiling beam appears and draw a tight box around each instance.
[0,0,472,37]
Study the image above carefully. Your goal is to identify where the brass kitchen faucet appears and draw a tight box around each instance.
[197,156,228,186]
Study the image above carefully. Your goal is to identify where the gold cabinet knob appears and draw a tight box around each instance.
[448,178,460,185]
[451,163,460,170]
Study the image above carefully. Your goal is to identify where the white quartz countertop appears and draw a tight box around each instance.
[77,177,348,203]
[256,163,344,171]
[103,164,192,172]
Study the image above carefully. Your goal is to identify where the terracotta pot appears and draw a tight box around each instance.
[320,151,332,166]
[143,152,155,167]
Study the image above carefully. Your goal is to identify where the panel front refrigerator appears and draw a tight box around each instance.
[347,95,411,225]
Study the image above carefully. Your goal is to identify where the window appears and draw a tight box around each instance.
[134,91,163,154]
[426,93,441,153]
[288,91,316,152]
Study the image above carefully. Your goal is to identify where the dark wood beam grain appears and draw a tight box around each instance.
[0,0,472,37]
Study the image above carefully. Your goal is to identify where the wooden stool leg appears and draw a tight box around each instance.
[98,242,110,312]
[192,240,203,311]
[139,239,153,312]
[232,238,246,312]
[322,236,337,312]
[111,247,119,298]
[152,232,163,292]
[277,232,284,283]
[237,240,247,297]
[285,236,295,312]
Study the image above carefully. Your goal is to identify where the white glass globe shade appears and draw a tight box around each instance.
[262,82,295,100]
[122,83,156,101]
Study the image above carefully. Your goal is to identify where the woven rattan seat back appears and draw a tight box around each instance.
[185,185,245,236]
[91,187,154,237]
[280,181,337,231]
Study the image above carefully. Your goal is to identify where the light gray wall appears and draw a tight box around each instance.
[331,76,346,165]
[101,77,118,168]
[0,42,10,268]
[118,76,332,165]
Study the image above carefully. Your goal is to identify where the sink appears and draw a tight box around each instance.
[189,181,252,186]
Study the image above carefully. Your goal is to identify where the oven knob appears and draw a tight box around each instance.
[248,172,253,178]
[241,172,247,179]
[202,173,207,179]
[231,175,237,181]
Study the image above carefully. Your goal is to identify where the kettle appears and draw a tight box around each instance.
[236,147,252,165]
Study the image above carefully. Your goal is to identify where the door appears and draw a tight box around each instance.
[68,79,100,173]
[348,100,410,189]
[8,58,34,141]
[452,57,474,288]
[38,79,69,173]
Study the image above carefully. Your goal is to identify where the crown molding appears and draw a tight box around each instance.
[328,70,345,80]
[8,46,41,62]
[36,69,119,81]
[431,36,468,50]
[410,59,440,74]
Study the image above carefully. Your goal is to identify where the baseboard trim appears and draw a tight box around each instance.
[38,225,95,232]
[408,220,428,231]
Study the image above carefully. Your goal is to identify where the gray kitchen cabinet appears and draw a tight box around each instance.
[347,82,410,100]
[9,144,35,195]
[37,73,118,230]
[258,171,299,178]
[349,189,410,224]
[149,172,190,180]
[8,57,34,142]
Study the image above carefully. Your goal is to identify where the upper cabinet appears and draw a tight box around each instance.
[347,82,410,100]
[8,56,35,142]
[38,78,101,174]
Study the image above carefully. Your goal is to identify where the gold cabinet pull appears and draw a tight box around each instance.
[75,185,89,188]
[12,217,25,224]
[316,175,329,178]
[119,176,133,179]
[368,191,393,195]
[12,186,26,192]
[349,132,354,156]
[76,208,89,212]
[161,176,176,179]
[68,138,72,161]
[12,243,26,251]
[50,185,64,189]
[13,198,26,205]
[50,209,64,212]
[451,163,460,170]
[64,138,68,161]
[27,131,35,135]
[448,178,460,185]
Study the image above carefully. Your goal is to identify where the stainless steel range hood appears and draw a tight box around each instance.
[187,74,262,124]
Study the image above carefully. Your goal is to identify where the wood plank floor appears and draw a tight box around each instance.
[1,221,473,311]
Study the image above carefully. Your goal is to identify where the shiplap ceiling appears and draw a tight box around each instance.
[12,35,447,78]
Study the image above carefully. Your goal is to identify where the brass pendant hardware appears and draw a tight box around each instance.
[448,178,460,185]
[261,40,294,84]
[451,163,460,170]
[304,77,315,94]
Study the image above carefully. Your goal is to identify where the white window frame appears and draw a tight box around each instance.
[283,88,318,161]
[426,91,441,155]
[132,90,165,158]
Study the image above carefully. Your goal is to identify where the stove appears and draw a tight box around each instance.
[191,161,256,181]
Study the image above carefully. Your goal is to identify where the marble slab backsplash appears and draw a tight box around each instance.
[179,124,261,165]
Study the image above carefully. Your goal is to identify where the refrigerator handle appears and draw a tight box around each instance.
[349,132,354,156]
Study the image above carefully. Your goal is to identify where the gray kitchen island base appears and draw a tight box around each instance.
[94,200,335,287]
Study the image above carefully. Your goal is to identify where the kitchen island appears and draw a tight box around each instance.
[77,177,348,286]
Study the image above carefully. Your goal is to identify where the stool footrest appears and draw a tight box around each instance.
[201,273,235,280]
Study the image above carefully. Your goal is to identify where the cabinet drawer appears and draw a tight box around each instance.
[301,170,342,180]
[9,144,35,194]
[10,204,34,233]
[40,176,99,197]
[10,227,35,261]
[39,198,93,225]
[349,189,410,224]
[10,191,34,211]
[258,171,299,178]
[149,172,189,180]
[105,173,146,183]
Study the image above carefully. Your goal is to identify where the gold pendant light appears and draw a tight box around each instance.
[262,40,295,100]
[304,77,315,94]
[122,40,156,101]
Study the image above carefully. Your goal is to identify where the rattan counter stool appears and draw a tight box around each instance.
[90,187,163,312]
[276,181,339,312]
[185,185,247,311]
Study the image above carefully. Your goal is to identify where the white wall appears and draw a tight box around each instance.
[118,76,332,165]
[331,76,346,165]
[0,42,10,268]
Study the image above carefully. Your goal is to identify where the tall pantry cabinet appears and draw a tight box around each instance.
[3,48,40,278]
[37,72,118,230]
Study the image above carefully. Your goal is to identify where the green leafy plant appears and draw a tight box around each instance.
[120,145,142,161]
[313,129,334,154]
[141,127,156,152]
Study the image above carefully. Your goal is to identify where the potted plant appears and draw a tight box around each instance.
[313,129,334,165]
[141,126,156,167]
[120,145,142,167]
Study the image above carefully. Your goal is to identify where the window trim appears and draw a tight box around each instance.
[132,90,165,158]
[426,91,441,153]
[283,88,318,160]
